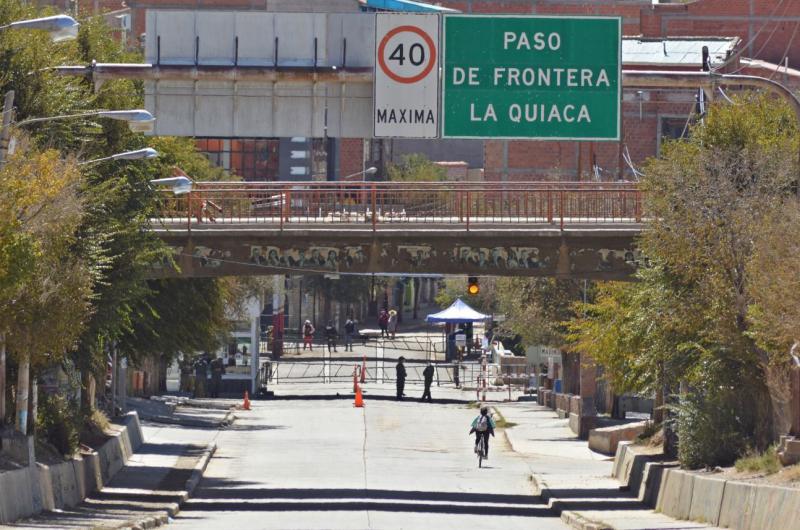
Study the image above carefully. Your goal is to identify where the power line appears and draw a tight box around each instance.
[770,20,800,80]
[713,0,788,72]
[729,0,793,74]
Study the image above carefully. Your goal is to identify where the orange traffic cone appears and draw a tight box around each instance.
[243,390,251,411]
[360,355,367,384]
[354,385,364,408]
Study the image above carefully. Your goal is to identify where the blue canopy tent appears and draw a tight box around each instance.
[427,299,489,361]
[426,298,490,323]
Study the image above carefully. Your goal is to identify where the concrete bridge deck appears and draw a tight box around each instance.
[150,182,645,279]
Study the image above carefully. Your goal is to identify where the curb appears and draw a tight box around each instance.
[560,510,612,530]
[139,409,235,429]
[221,409,236,426]
[121,442,217,530]
[495,405,618,530]
[531,470,614,530]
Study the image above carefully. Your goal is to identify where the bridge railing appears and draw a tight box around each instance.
[156,181,642,231]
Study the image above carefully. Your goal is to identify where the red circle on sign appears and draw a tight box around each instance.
[378,25,437,84]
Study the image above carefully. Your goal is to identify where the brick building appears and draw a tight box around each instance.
[51,0,800,180]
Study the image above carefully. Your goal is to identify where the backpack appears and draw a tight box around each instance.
[476,415,489,432]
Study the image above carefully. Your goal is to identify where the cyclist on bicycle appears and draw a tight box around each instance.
[469,406,496,459]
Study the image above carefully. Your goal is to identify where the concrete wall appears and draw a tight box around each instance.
[613,441,800,530]
[0,412,143,524]
[588,421,647,455]
[144,11,375,138]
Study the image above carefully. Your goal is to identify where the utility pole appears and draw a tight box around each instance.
[15,352,29,434]
[0,90,15,166]
[0,334,6,424]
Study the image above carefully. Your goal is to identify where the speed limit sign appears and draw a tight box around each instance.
[374,14,440,138]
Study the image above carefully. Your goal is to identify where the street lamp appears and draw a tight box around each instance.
[0,15,80,42]
[0,109,157,162]
[149,175,193,195]
[15,109,156,133]
[79,147,158,166]
[341,166,378,182]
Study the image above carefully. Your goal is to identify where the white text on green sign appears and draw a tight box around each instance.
[442,16,621,140]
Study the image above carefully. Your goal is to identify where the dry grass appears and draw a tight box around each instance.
[735,446,781,475]
[491,408,518,429]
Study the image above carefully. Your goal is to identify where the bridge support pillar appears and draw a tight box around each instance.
[570,353,598,439]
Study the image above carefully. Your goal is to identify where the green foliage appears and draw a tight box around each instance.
[0,146,93,368]
[746,203,800,354]
[735,446,782,475]
[120,278,232,365]
[0,1,242,408]
[676,386,758,470]
[569,93,799,468]
[37,394,80,456]
[387,154,446,181]
[303,275,372,307]
[496,278,585,349]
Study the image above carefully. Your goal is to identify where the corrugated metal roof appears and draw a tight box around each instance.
[359,0,460,13]
[623,37,739,67]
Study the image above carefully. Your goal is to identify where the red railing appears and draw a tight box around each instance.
[155,181,642,232]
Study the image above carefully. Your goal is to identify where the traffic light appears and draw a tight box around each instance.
[467,276,480,296]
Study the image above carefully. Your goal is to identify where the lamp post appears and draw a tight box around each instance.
[341,166,377,182]
[150,175,193,195]
[0,14,79,42]
[15,109,156,132]
[0,14,81,169]
[1,109,156,165]
[79,147,158,166]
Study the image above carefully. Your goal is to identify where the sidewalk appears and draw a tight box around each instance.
[493,402,718,530]
[5,410,224,529]
[130,396,237,428]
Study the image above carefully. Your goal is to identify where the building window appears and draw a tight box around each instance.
[196,138,280,181]
[658,116,692,154]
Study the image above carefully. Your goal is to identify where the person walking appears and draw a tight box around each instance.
[344,317,356,352]
[209,357,226,398]
[388,309,398,339]
[421,363,434,402]
[396,356,407,400]
[378,309,389,338]
[302,320,315,351]
[324,321,338,353]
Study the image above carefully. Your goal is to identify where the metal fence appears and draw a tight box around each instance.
[156,181,642,232]
[261,359,503,387]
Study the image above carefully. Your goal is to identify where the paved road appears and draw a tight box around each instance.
[172,395,567,529]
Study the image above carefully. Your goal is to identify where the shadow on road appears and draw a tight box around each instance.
[180,486,554,517]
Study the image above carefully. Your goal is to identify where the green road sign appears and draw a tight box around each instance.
[442,15,621,140]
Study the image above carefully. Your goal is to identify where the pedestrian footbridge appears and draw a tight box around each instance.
[150,181,644,280]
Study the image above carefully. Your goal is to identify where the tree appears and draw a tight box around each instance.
[387,154,446,181]
[0,3,241,423]
[495,278,587,349]
[570,93,799,467]
[0,146,92,433]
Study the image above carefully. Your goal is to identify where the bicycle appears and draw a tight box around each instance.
[475,434,485,468]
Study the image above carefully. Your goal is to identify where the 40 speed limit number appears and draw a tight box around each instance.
[374,14,440,138]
